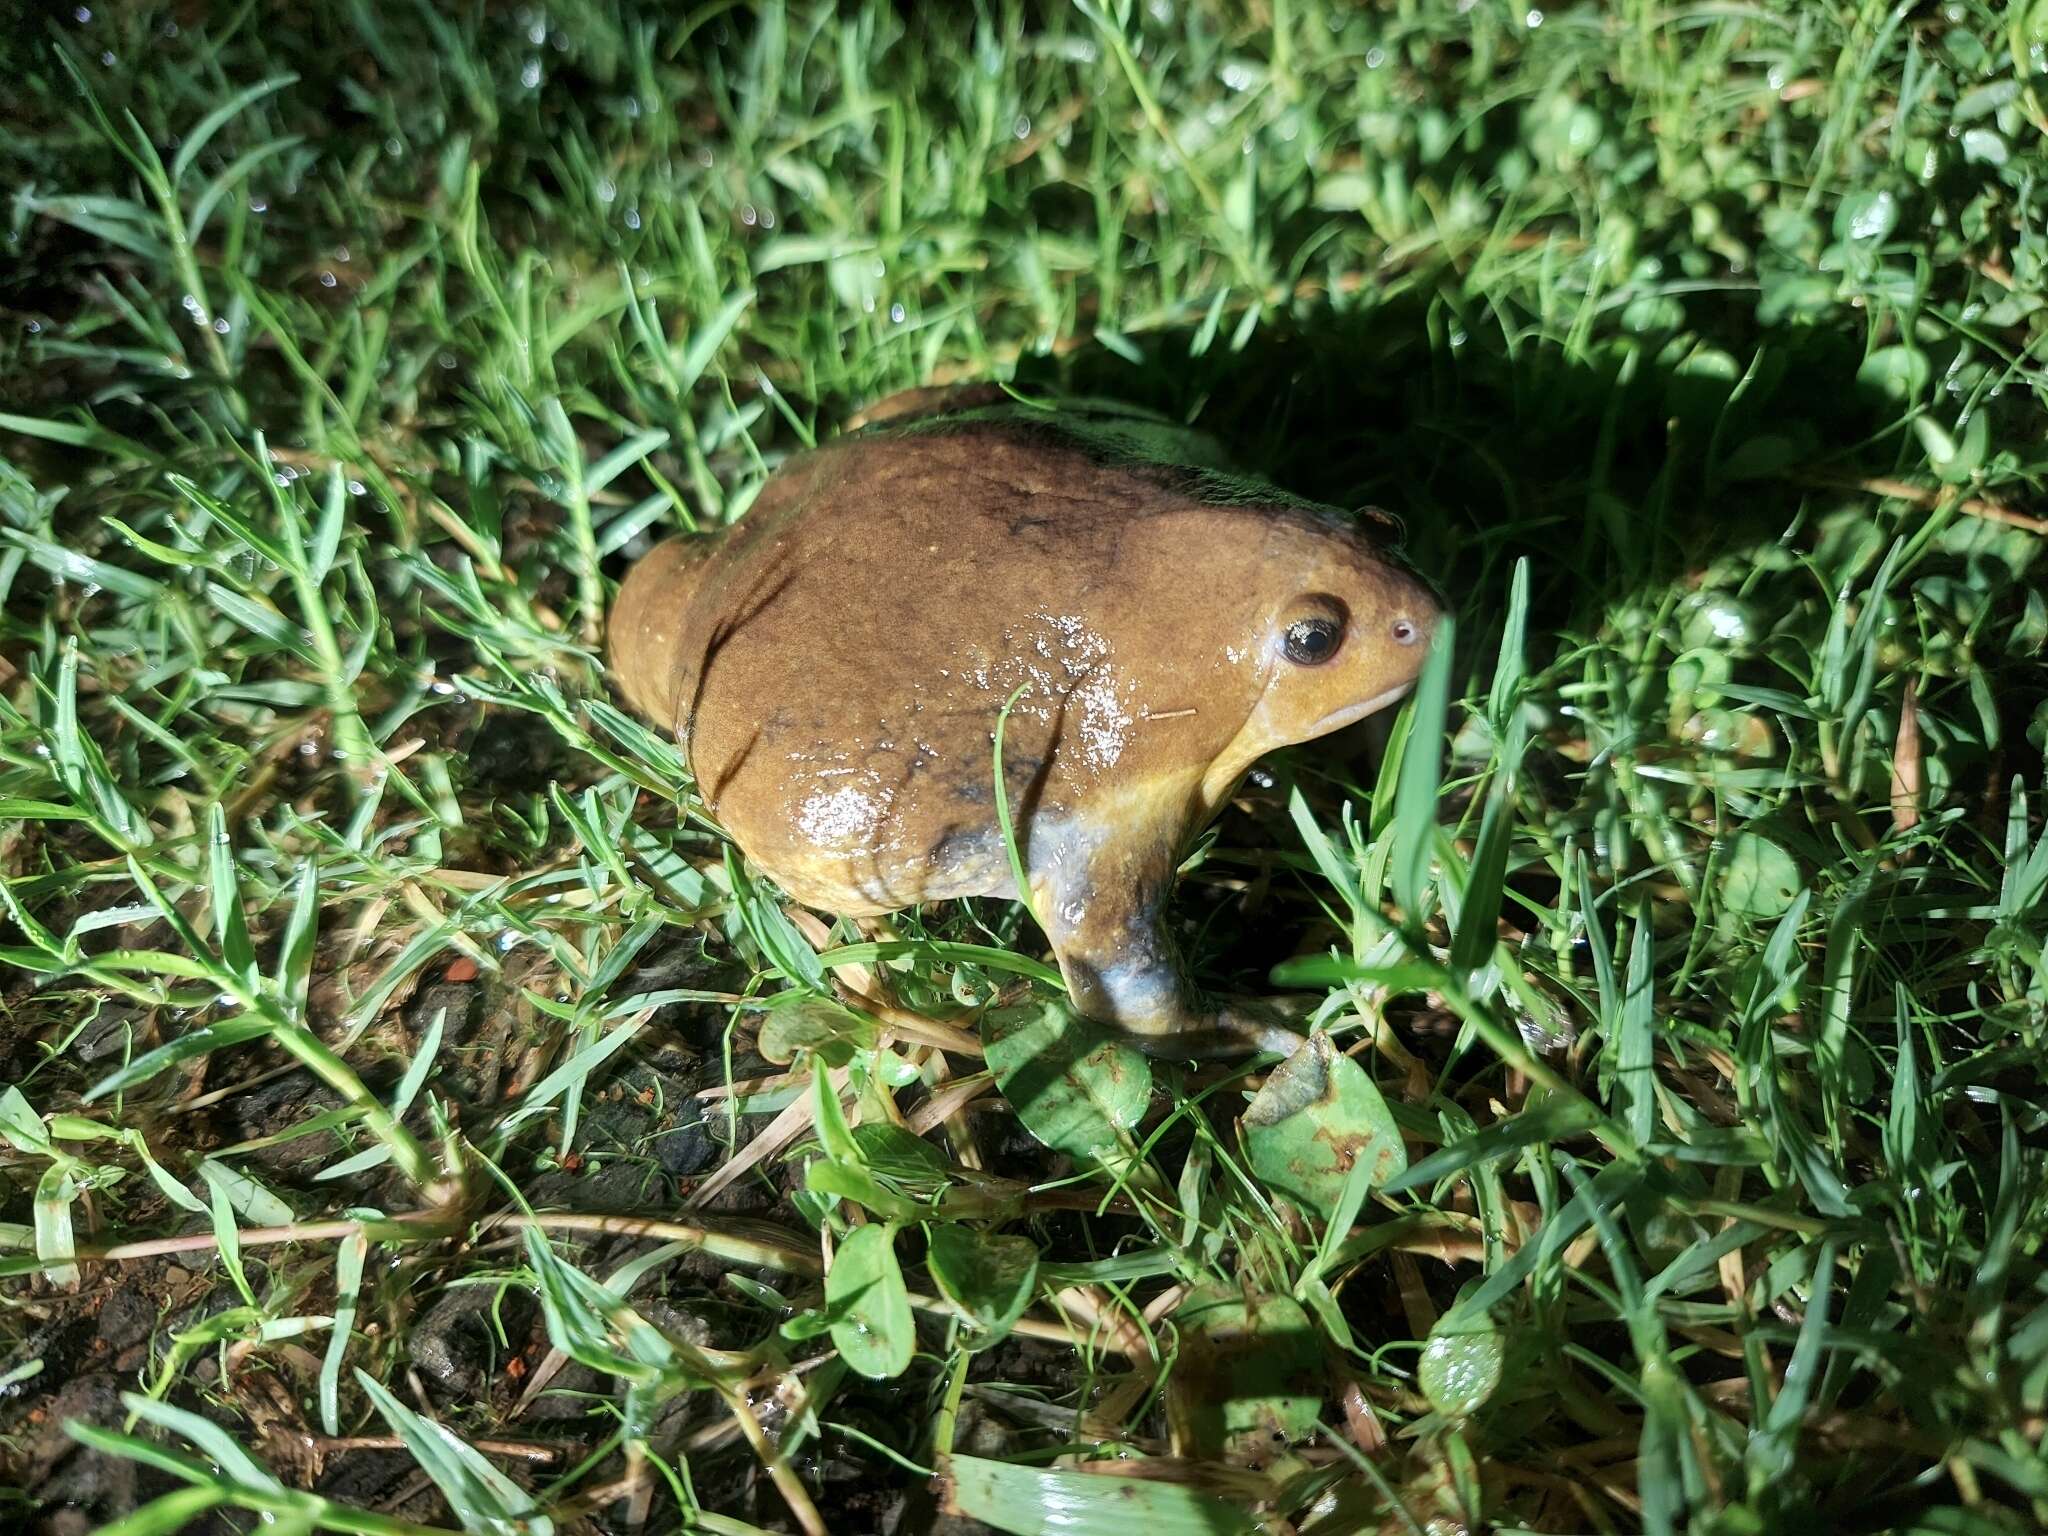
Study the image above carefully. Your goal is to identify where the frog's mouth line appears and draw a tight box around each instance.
[1308,680,1417,737]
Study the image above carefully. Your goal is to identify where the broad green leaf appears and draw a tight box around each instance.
[1419,1305,1506,1417]
[1717,832,1803,920]
[825,1222,914,1380]
[850,1122,952,1192]
[983,1001,1150,1170]
[759,999,877,1066]
[1833,188,1897,245]
[1241,1032,1405,1219]
[1169,1286,1323,1455]
[926,1227,1038,1349]
[1856,344,1930,403]
[810,1066,860,1166]
[806,1159,926,1222]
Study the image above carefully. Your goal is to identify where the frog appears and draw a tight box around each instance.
[608,386,1442,1055]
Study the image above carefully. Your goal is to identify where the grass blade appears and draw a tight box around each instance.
[1391,616,1455,925]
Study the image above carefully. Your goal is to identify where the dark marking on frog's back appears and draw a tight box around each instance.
[879,408,1360,533]
[702,723,764,804]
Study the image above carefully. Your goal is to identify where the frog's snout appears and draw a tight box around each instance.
[1283,555,1442,739]
[1385,562,1446,656]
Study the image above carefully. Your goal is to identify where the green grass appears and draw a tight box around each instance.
[2,0,2047,1531]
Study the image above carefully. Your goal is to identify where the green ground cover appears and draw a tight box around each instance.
[3,1,2047,1532]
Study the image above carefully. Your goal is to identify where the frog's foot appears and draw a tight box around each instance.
[1111,993,1311,1060]
[1035,834,1313,1059]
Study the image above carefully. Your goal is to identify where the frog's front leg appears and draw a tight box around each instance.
[1031,828,1302,1059]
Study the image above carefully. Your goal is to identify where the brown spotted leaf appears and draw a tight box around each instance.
[1241,1032,1405,1220]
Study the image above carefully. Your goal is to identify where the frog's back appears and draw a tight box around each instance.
[612,411,1279,912]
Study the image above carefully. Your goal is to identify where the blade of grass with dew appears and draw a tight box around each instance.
[1391,616,1455,928]
[355,1371,556,1536]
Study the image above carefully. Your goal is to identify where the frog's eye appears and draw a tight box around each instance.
[1283,615,1343,666]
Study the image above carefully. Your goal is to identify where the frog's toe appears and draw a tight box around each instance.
[1114,1000,1304,1061]
[1212,996,1311,1058]
[1262,992,1323,1023]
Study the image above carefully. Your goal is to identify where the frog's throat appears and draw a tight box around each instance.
[1194,678,1417,816]
[1306,679,1418,737]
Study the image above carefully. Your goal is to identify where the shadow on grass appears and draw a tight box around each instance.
[1024,292,2016,635]
[965,295,2048,1037]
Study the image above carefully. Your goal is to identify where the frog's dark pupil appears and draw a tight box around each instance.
[1284,617,1340,665]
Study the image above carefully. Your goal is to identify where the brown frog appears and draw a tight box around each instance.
[609,387,1441,1054]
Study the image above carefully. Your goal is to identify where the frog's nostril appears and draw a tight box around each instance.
[1391,618,1419,646]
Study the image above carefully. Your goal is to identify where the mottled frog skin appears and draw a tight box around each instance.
[609,388,1441,1053]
